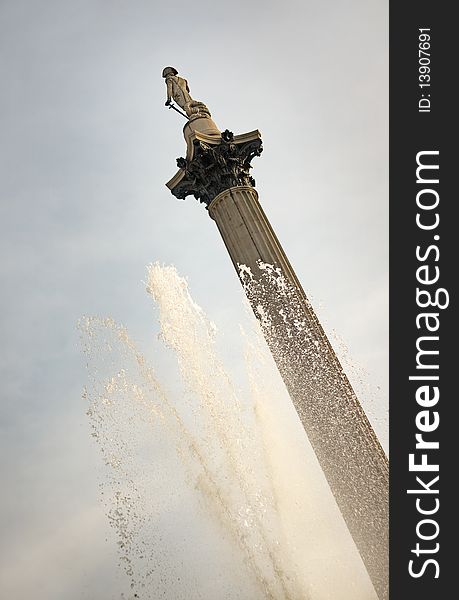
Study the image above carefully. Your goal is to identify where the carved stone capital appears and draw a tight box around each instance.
[166,129,263,207]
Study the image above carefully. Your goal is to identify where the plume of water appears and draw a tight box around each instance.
[80,263,378,600]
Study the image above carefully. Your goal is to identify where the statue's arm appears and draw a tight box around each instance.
[165,78,173,105]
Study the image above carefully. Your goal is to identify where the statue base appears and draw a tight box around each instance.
[183,117,221,159]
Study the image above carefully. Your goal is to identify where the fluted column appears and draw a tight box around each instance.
[208,184,388,600]
[167,126,388,600]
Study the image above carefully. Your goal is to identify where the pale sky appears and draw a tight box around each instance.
[0,1,388,598]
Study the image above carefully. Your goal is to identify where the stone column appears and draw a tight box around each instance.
[167,125,388,600]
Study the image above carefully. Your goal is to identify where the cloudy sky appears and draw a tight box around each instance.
[0,1,387,598]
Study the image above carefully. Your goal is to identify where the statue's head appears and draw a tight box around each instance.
[162,66,178,78]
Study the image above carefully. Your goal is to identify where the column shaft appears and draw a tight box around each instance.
[209,186,389,600]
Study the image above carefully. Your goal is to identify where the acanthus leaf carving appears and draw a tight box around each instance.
[171,132,263,207]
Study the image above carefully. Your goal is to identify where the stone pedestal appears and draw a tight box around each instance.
[167,130,388,600]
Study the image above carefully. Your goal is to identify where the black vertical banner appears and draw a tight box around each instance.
[390,2,455,598]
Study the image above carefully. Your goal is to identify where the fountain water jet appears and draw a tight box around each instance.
[80,263,378,600]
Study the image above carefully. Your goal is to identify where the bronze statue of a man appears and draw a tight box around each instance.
[162,67,211,119]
